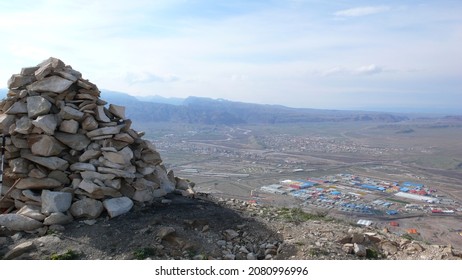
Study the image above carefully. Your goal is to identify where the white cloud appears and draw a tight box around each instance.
[355,64,383,75]
[334,6,390,17]
[321,66,346,77]
[320,65,383,76]
[125,71,179,85]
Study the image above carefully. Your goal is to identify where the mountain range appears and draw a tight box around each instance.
[0,88,418,125]
[99,90,412,124]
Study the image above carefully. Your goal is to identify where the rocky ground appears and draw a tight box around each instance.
[1,193,461,260]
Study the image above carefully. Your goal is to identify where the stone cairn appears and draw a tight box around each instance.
[0,57,194,231]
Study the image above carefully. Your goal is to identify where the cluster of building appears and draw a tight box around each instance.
[258,174,461,217]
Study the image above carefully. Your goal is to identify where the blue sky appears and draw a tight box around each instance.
[1,0,461,113]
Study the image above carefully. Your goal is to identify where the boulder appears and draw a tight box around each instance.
[48,170,71,185]
[43,212,73,225]
[342,243,354,254]
[80,171,116,181]
[113,133,134,144]
[30,135,66,156]
[59,106,85,120]
[5,102,28,114]
[41,190,73,214]
[82,115,98,130]
[28,169,47,179]
[351,233,365,244]
[70,198,104,219]
[31,114,58,135]
[95,105,111,122]
[86,125,123,138]
[14,116,33,134]
[102,151,126,165]
[59,119,79,134]
[354,243,367,257]
[381,241,398,255]
[103,197,133,218]
[22,154,69,171]
[78,179,102,194]
[156,165,175,193]
[11,134,29,149]
[0,114,16,131]
[15,177,62,190]
[17,205,46,221]
[98,167,136,178]
[27,75,73,93]
[9,158,30,174]
[54,132,90,151]
[108,104,125,119]
[3,241,36,260]
[0,214,43,231]
[133,188,154,202]
[26,96,52,118]
[79,150,102,162]
[7,74,36,89]
[70,162,96,172]
[21,190,42,202]
[21,66,40,76]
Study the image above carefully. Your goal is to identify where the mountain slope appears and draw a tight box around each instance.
[100,92,409,124]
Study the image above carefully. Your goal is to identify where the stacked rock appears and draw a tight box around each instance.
[0,58,194,231]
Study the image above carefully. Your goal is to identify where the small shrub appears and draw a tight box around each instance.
[50,249,79,260]
[277,207,324,223]
[133,247,156,260]
[366,248,380,259]
[401,234,414,240]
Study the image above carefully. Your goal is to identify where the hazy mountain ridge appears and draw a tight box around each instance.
[100,91,410,124]
[2,88,459,124]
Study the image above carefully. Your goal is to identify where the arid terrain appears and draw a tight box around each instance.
[137,119,462,251]
[2,117,462,260]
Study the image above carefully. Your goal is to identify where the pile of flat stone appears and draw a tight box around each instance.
[0,57,194,231]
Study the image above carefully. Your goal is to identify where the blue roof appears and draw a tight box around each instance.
[361,184,385,191]
[402,181,424,188]
[330,191,341,195]
[400,187,410,192]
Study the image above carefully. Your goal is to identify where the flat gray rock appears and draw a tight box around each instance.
[30,135,66,156]
[26,96,52,118]
[59,106,84,120]
[27,75,73,93]
[0,214,43,231]
[41,190,73,214]
[14,177,62,190]
[32,114,58,135]
[7,74,36,89]
[5,102,28,114]
[54,132,90,151]
[43,212,73,225]
[103,197,133,218]
[59,119,79,134]
[70,198,103,219]
[22,154,69,171]
[3,241,35,260]
[86,125,124,138]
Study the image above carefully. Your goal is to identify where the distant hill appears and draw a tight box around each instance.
[0,88,411,124]
[134,95,184,105]
[100,91,409,124]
